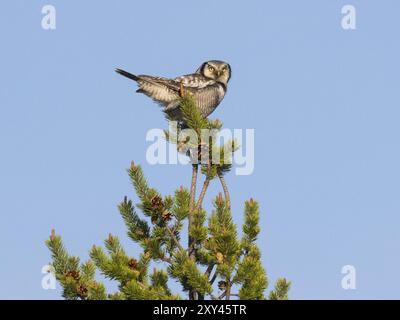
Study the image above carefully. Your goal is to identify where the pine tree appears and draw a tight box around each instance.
[46,95,290,300]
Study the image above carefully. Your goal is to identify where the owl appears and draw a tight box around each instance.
[115,60,231,120]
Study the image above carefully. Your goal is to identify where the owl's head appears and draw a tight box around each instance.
[197,60,231,85]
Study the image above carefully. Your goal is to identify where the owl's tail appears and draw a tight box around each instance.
[115,68,139,82]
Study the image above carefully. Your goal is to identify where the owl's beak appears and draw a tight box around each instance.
[217,71,222,77]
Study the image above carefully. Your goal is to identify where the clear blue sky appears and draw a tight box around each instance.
[1,0,399,299]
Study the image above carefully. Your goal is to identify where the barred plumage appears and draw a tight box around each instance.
[116,60,231,120]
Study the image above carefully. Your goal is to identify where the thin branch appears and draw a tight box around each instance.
[209,270,218,285]
[218,291,226,300]
[189,161,212,254]
[189,164,198,207]
[165,225,184,252]
[160,256,173,264]
[205,263,215,279]
[188,164,198,257]
[225,281,232,300]
[194,177,211,212]
[188,164,198,300]
[217,170,230,210]
[194,157,213,213]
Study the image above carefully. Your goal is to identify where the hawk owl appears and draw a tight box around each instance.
[115,60,231,120]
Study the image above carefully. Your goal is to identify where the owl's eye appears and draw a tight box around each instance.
[222,66,228,73]
[207,65,215,72]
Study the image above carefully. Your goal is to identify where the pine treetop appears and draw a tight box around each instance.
[46,95,290,300]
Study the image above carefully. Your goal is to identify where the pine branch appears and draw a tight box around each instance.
[119,196,150,242]
[168,250,212,297]
[234,245,268,299]
[269,278,291,300]
[242,198,260,251]
[173,186,190,221]
[179,95,208,134]
[189,208,208,246]
[150,269,172,296]
[46,230,107,300]
[165,224,184,252]
[128,161,150,202]
[206,194,241,300]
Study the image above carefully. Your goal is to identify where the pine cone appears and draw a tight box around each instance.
[128,258,138,270]
[65,270,80,281]
[77,284,88,298]
[150,195,164,212]
[135,229,144,237]
[162,210,172,222]
[218,280,227,290]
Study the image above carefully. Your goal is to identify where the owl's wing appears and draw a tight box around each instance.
[175,74,215,89]
[136,76,182,104]
[116,69,221,117]
[136,73,214,101]
[116,69,181,105]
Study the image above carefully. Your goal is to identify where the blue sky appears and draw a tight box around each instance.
[1,0,400,299]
